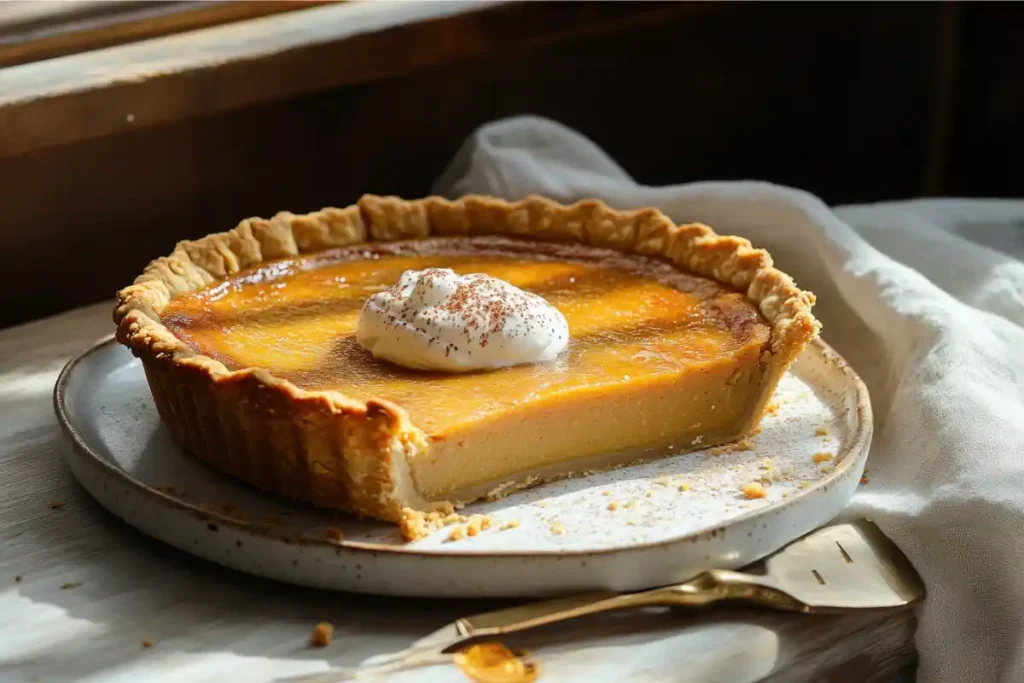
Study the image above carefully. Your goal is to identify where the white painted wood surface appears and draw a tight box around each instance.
[0,303,917,683]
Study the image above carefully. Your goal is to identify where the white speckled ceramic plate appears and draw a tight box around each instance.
[55,337,870,598]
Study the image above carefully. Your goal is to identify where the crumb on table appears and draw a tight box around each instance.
[324,527,344,542]
[47,500,65,510]
[446,526,466,543]
[815,427,830,437]
[499,519,520,531]
[735,439,753,452]
[813,452,834,463]
[678,482,692,492]
[607,501,619,511]
[60,582,82,590]
[741,482,766,499]
[141,639,153,649]
[310,622,333,648]
[549,522,566,536]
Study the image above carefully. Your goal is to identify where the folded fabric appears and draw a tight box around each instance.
[434,116,1024,683]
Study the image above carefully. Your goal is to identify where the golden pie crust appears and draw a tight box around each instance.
[113,194,820,539]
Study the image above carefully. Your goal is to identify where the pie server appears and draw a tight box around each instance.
[288,519,925,682]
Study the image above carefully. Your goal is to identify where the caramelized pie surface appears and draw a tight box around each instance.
[115,194,821,526]
[162,238,770,438]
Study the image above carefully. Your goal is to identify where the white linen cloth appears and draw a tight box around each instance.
[434,116,1024,683]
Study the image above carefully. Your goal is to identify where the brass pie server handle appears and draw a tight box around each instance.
[286,520,924,682]
[456,570,807,638]
[457,519,924,639]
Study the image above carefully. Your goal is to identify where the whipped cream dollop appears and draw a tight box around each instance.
[356,268,570,372]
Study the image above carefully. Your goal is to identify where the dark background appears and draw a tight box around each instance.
[1,1,1021,328]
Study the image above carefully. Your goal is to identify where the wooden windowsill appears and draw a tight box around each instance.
[0,0,714,159]
[0,1,333,68]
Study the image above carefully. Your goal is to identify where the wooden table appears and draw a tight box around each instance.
[1,302,917,682]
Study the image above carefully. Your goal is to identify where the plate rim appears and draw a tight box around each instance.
[54,336,872,559]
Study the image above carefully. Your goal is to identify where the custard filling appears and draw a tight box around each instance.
[162,237,771,499]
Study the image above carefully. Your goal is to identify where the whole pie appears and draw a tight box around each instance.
[114,195,819,539]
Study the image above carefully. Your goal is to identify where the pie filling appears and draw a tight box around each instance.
[161,237,771,504]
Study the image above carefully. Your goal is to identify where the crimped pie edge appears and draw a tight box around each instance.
[112,194,821,537]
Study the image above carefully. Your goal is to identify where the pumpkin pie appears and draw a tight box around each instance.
[113,195,820,539]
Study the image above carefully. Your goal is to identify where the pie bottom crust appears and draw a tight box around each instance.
[114,194,820,540]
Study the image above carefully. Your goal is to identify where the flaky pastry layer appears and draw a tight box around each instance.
[113,194,821,539]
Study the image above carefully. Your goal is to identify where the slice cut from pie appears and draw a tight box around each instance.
[114,195,819,539]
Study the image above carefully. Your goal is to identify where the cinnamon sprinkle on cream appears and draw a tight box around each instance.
[357,268,569,372]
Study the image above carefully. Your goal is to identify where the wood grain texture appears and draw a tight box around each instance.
[0,1,333,68]
[0,1,949,328]
[0,0,712,157]
[0,302,917,683]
